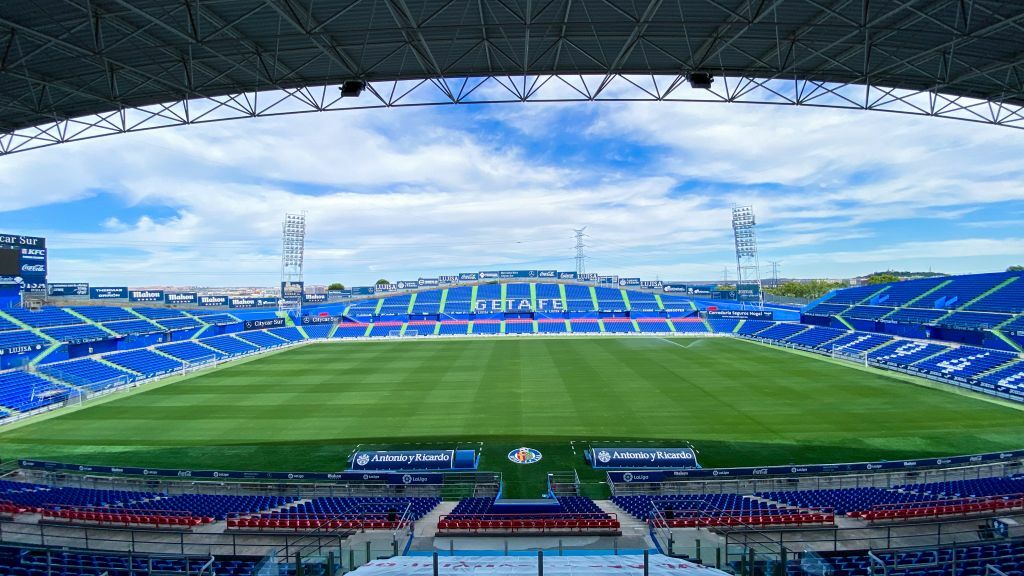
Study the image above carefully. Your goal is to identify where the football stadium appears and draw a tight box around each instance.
[1,2,1024,575]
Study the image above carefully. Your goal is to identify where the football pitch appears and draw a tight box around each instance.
[2,337,1022,498]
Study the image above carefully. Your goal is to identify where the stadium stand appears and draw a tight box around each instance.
[803,303,849,317]
[885,308,948,324]
[154,317,202,331]
[198,335,259,357]
[330,324,364,338]
[39,359,135,390]
[4,307,82,328]
[368,322,403,337]
[670,318,709,333]
[602,318,635,333]
[470,320,501,335]
[786,326,847,348]
[504,319,535,334]
[594,286,626,311]
[824,332,893,352]
[870,277,947,307]
[235,331,288,349]
[564,284,595,312]
[104,349,183,378]
[0,329,50,351]
[378,294,411,316]
[636,318,671,333]
[233,496,440,531]
[537,319,568,333]
[628,291,660,311]
[937,311,1014,330]
[132,307,186,320]
[0,315,18,331]
[569,319,602,333]
[825,285,883,305]
[41,324,111,343]
[268,327,306,342]
[0,547,259,576]
[613,493,832,527]
[978,362,1024,395]
[736,320,775,335]
[756,323,808,340]
[70,307,136,322]
[785,541,1024,576]
[438,496,618,534]
[505,283,532,310]
[912,346,1018,379]
[438,320,469,335]
[928,273,1013,309]
[0,371,71,412]
[707,319,740,334]
[843,305,893,320]
[102,319,163,335]
[411,289,443,314]
[195,314,238,326]
[968,277,1024,313]
[156,341,222,362]
[868,340,950,366]
[443,286,473,314]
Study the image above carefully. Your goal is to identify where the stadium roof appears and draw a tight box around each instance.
[1,0,1023,152]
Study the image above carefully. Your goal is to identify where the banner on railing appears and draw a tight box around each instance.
[705,310,774,320]
[604,450,1024,482]
[243,318,285,330]
[348,449,478,471]
[17,459,446,484]
[588,447,700,469]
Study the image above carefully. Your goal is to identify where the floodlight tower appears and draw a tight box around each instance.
[574,227,587,276]
[280,212,307,314]
[731,205,765,307]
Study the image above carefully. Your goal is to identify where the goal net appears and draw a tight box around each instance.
[831,345,869,367]
[181,354,218,374]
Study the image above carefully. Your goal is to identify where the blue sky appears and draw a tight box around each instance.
[1,95,1023,287]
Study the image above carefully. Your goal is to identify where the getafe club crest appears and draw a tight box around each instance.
[597,450,612,464]
[355,454,370,467]
[508,447,542,465]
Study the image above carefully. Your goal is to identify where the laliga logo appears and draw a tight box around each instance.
[356,454,371,467]
[623,472,634,483]
[402,474,413,484]
[596,450,612,464]
[508,447,542,465]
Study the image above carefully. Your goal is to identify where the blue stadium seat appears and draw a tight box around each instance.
[70,306,136,322]
[41,324,111,344]
[4,307,81,328]
[0,371,72,412]
[267,327,306,342]
[443,287,474,314]
[104,349,184,378]
[198,335,260,356]
[235,330,289,349]
[0,330,50,351]
[39,359,135,391]
[132,307,187,320]
[103,319,164,335]
[913,346,1018,379]
[156,341,223,361]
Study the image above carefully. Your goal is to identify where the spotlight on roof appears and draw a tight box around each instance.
[340,80,366,97]
[688,71,714,89]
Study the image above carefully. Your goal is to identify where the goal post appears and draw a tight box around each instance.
[831,345,869,367]
[181,354,218,374]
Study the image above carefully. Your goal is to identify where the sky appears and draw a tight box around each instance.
[1,91,1023,288]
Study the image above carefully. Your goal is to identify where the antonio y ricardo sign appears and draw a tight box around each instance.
[349,449,479,471]
[588,447,700,469]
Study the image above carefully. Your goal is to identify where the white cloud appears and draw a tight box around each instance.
[4,92,1024,285]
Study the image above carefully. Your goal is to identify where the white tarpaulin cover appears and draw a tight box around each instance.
[349,554,731,576]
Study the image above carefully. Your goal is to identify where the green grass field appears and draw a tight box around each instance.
[1,337,1021,498]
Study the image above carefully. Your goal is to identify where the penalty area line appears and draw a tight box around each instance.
[652,337,700,349]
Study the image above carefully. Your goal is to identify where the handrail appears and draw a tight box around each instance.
[197,555,216,576]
